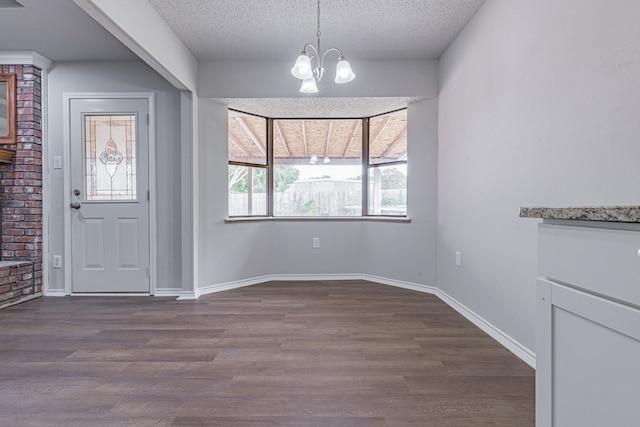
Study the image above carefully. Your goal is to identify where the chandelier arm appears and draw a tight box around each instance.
[303,43,320,61]
[292,0,354,91]
[303,43,324,81]
[319,47,344,69]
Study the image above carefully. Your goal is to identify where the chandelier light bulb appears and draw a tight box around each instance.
[291,0,356,93]
[300,77,319,93]
[334,58,356,84]
[291,53,313,80]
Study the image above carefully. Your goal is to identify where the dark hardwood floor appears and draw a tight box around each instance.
[0,280,534,426]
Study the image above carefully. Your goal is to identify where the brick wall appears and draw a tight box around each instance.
[0,64,42,308]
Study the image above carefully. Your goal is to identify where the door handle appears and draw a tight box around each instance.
[70,202,81,210]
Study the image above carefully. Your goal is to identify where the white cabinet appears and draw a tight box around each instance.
[536,222,640,427]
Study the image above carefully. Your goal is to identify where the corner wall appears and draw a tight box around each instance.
[47,61,183,293]
[437,0,640,353]
[196,60,439,290]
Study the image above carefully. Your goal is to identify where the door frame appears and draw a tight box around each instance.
[62,92,157,295]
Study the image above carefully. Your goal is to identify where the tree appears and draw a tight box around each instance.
[380,167,407,189]
[228,165,266,193]
[229,164,300,193]
[274,165,300,192]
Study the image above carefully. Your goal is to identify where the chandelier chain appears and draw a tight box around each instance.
[290,0,355,92]
[316,0,321,54]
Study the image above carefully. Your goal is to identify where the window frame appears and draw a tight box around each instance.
[227,110,269,217]
[366,108,408,216]
[227,108,408,219]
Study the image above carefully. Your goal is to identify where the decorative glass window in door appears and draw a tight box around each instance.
[84,114,137,201]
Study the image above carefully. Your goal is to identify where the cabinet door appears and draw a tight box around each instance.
[537,279,640,427]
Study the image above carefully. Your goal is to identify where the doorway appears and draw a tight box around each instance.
[67,96,152,293]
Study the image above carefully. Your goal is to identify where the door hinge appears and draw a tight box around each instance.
[146,114,149,125]
[147,267,150,278]
[147,190,150,201]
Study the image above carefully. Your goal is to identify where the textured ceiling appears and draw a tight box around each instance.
[147,0,487,61]
[216,97,424,118]
[0,0,485,118]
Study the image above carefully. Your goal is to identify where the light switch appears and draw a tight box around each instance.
[53,156,62,169]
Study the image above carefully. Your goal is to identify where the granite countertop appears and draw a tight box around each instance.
[519,206,640,223]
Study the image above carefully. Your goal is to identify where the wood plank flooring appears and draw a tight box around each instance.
[0,280,534,426]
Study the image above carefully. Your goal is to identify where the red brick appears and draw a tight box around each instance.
[0,275,18,286]
[11,280,31,290]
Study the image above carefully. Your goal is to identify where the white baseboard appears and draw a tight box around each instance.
[362,274,439,294]
[176,290,199,300]
[71,293,150,297]
[44,289,66,297]
[154,289,183,298]
[436,289,536,369]
[195,274,536,368]
[271,273,364,282]
[197,275,273,296]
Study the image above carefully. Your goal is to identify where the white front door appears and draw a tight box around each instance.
[69,98,150,293]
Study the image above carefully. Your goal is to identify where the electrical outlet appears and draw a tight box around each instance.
[312,237,320,249]
[53,255,62,269]
[455,251,461,267]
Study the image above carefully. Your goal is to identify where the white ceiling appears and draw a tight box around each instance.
[0,0,486,62]
[147,0,487,61]
[0,0,486,117]
[0,0,136,61]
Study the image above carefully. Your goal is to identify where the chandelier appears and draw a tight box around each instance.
[290,0,356,93]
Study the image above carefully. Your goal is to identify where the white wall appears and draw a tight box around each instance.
[363,98,438,285]
[196,60,439,289]
[199,60,438,99]
[438,0,640,353]
[198,99,274,285]
[47,61,183,292]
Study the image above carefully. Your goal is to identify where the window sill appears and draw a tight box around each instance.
[225,216,411,223]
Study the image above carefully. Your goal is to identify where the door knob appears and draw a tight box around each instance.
[70,202,81,210]
[73,189,81,197]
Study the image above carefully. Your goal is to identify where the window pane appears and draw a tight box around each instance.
[228,110,267,165]
[84,114,137,201]
[369,109,407,165]
[273,119,362,217]
[368,164,407,216]
[228,165,267,216]
[0,81,7,136]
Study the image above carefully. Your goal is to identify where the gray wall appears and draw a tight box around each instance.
[437,0,640,353]
[363,98,438,285]
[198,99,274,285]
[196,60,439,289]
[47,61,183,292]
[199,60,438,99]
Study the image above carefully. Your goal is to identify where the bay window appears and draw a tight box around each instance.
[228,108,407,218]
